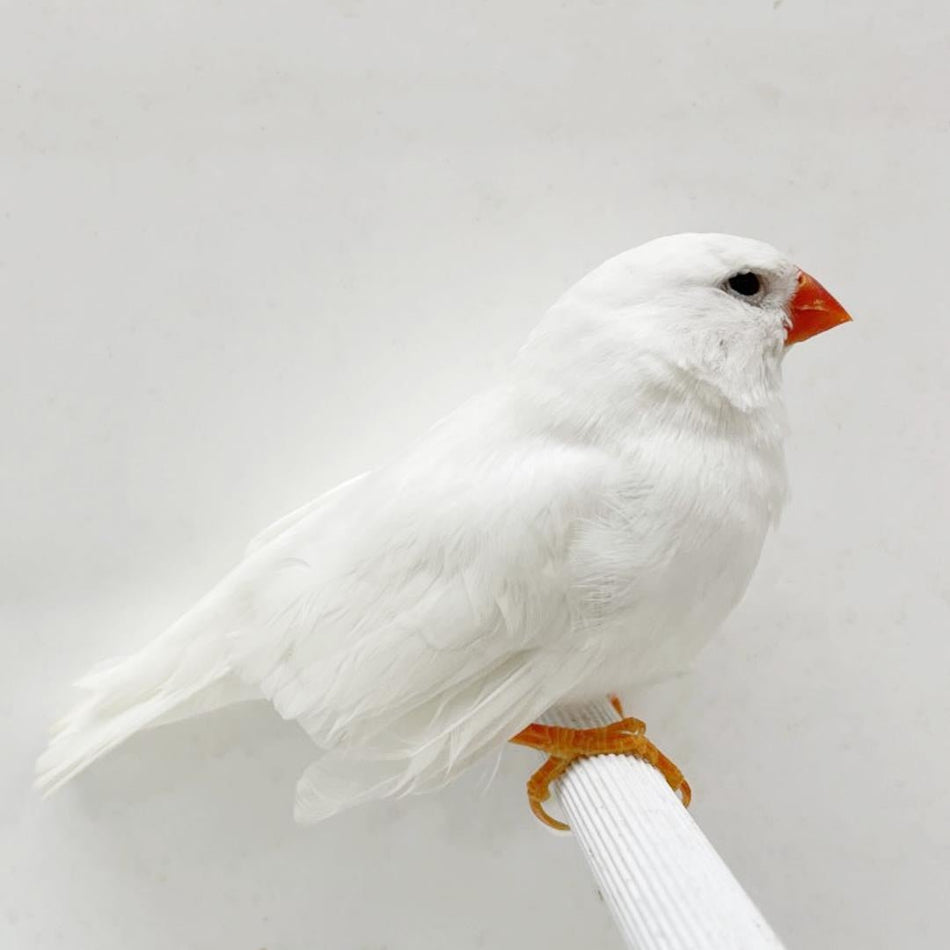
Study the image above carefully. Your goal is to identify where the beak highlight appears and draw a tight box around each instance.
[786,271,852,345]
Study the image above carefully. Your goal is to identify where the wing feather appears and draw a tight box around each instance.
[245,471,370,556]
[227,429,610,820]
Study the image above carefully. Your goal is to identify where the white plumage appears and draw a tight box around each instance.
[38,233,834,822]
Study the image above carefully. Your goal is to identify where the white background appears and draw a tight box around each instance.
[3,1,949,948]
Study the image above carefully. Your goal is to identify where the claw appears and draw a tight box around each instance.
[525,756,572,831]
[510,697,691,829]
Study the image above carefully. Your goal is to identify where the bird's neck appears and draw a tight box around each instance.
[510,347,789,455]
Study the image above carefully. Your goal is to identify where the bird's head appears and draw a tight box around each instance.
[520,233,852,422]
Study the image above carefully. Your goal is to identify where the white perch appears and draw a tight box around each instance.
[542,699,785,950]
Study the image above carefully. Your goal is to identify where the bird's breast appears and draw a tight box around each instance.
[563,430,787,691]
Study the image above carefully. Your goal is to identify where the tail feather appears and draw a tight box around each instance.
[36,588,240,795]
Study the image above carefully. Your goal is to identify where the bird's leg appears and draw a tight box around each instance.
[510,700,691,830]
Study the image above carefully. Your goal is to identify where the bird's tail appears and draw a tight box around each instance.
[36,586,248,795]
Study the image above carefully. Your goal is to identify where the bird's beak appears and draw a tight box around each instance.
[785,270,853,346]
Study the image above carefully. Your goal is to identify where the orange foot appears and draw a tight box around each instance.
[509,697,691,831]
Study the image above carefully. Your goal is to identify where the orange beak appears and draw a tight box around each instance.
[786,270,852,345]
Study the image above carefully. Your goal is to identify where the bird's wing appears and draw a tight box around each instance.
[244,471,370,556]
[228,431,610,822]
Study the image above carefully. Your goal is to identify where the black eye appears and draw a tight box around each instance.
[727,272,761,296]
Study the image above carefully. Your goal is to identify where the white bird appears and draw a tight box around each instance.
[36,233,851,825]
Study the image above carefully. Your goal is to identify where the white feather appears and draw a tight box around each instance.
[38,233,796,821]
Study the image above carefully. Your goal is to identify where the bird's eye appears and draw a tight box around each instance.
[726,272,761,297]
